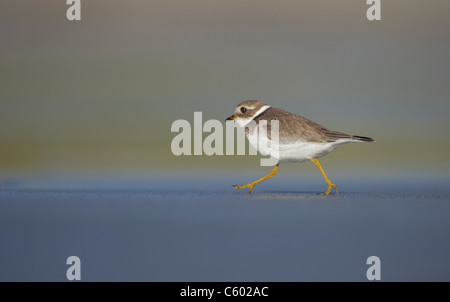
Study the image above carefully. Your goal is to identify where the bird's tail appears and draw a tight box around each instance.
[351,135,376,142]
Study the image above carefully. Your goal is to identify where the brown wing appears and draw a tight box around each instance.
[253,107,356,143]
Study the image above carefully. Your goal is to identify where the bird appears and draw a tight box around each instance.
[225,100,375,195]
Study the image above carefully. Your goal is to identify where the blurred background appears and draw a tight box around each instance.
[2,0,450,283]
[1,0,449,184]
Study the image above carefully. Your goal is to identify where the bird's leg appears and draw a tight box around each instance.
[233,164,279,194]
[310,158,338,195]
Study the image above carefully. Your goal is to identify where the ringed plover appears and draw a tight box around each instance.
[225,100,375,194]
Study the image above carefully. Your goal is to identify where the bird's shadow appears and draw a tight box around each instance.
[246,190,342,196]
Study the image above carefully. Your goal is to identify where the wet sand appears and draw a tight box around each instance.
[1,175,450,281]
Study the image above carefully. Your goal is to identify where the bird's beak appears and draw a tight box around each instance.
[225,115,235,121]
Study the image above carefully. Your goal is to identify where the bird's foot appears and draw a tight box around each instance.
[319,182,339,195]
[232,164,279,194]
[233,183,256,194]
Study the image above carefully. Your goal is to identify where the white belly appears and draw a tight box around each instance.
[246,132,353,163]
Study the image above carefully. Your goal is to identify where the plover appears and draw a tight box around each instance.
[225,100,375,194]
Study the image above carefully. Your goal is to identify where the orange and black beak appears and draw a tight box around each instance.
[225,115,235,121]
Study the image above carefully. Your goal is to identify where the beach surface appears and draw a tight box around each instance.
[1,174,450,281]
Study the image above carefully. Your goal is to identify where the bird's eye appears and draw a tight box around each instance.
[240,107,247,113]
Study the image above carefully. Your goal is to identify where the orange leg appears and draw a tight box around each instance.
[310,158,338,195]
[233,164,279,194]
